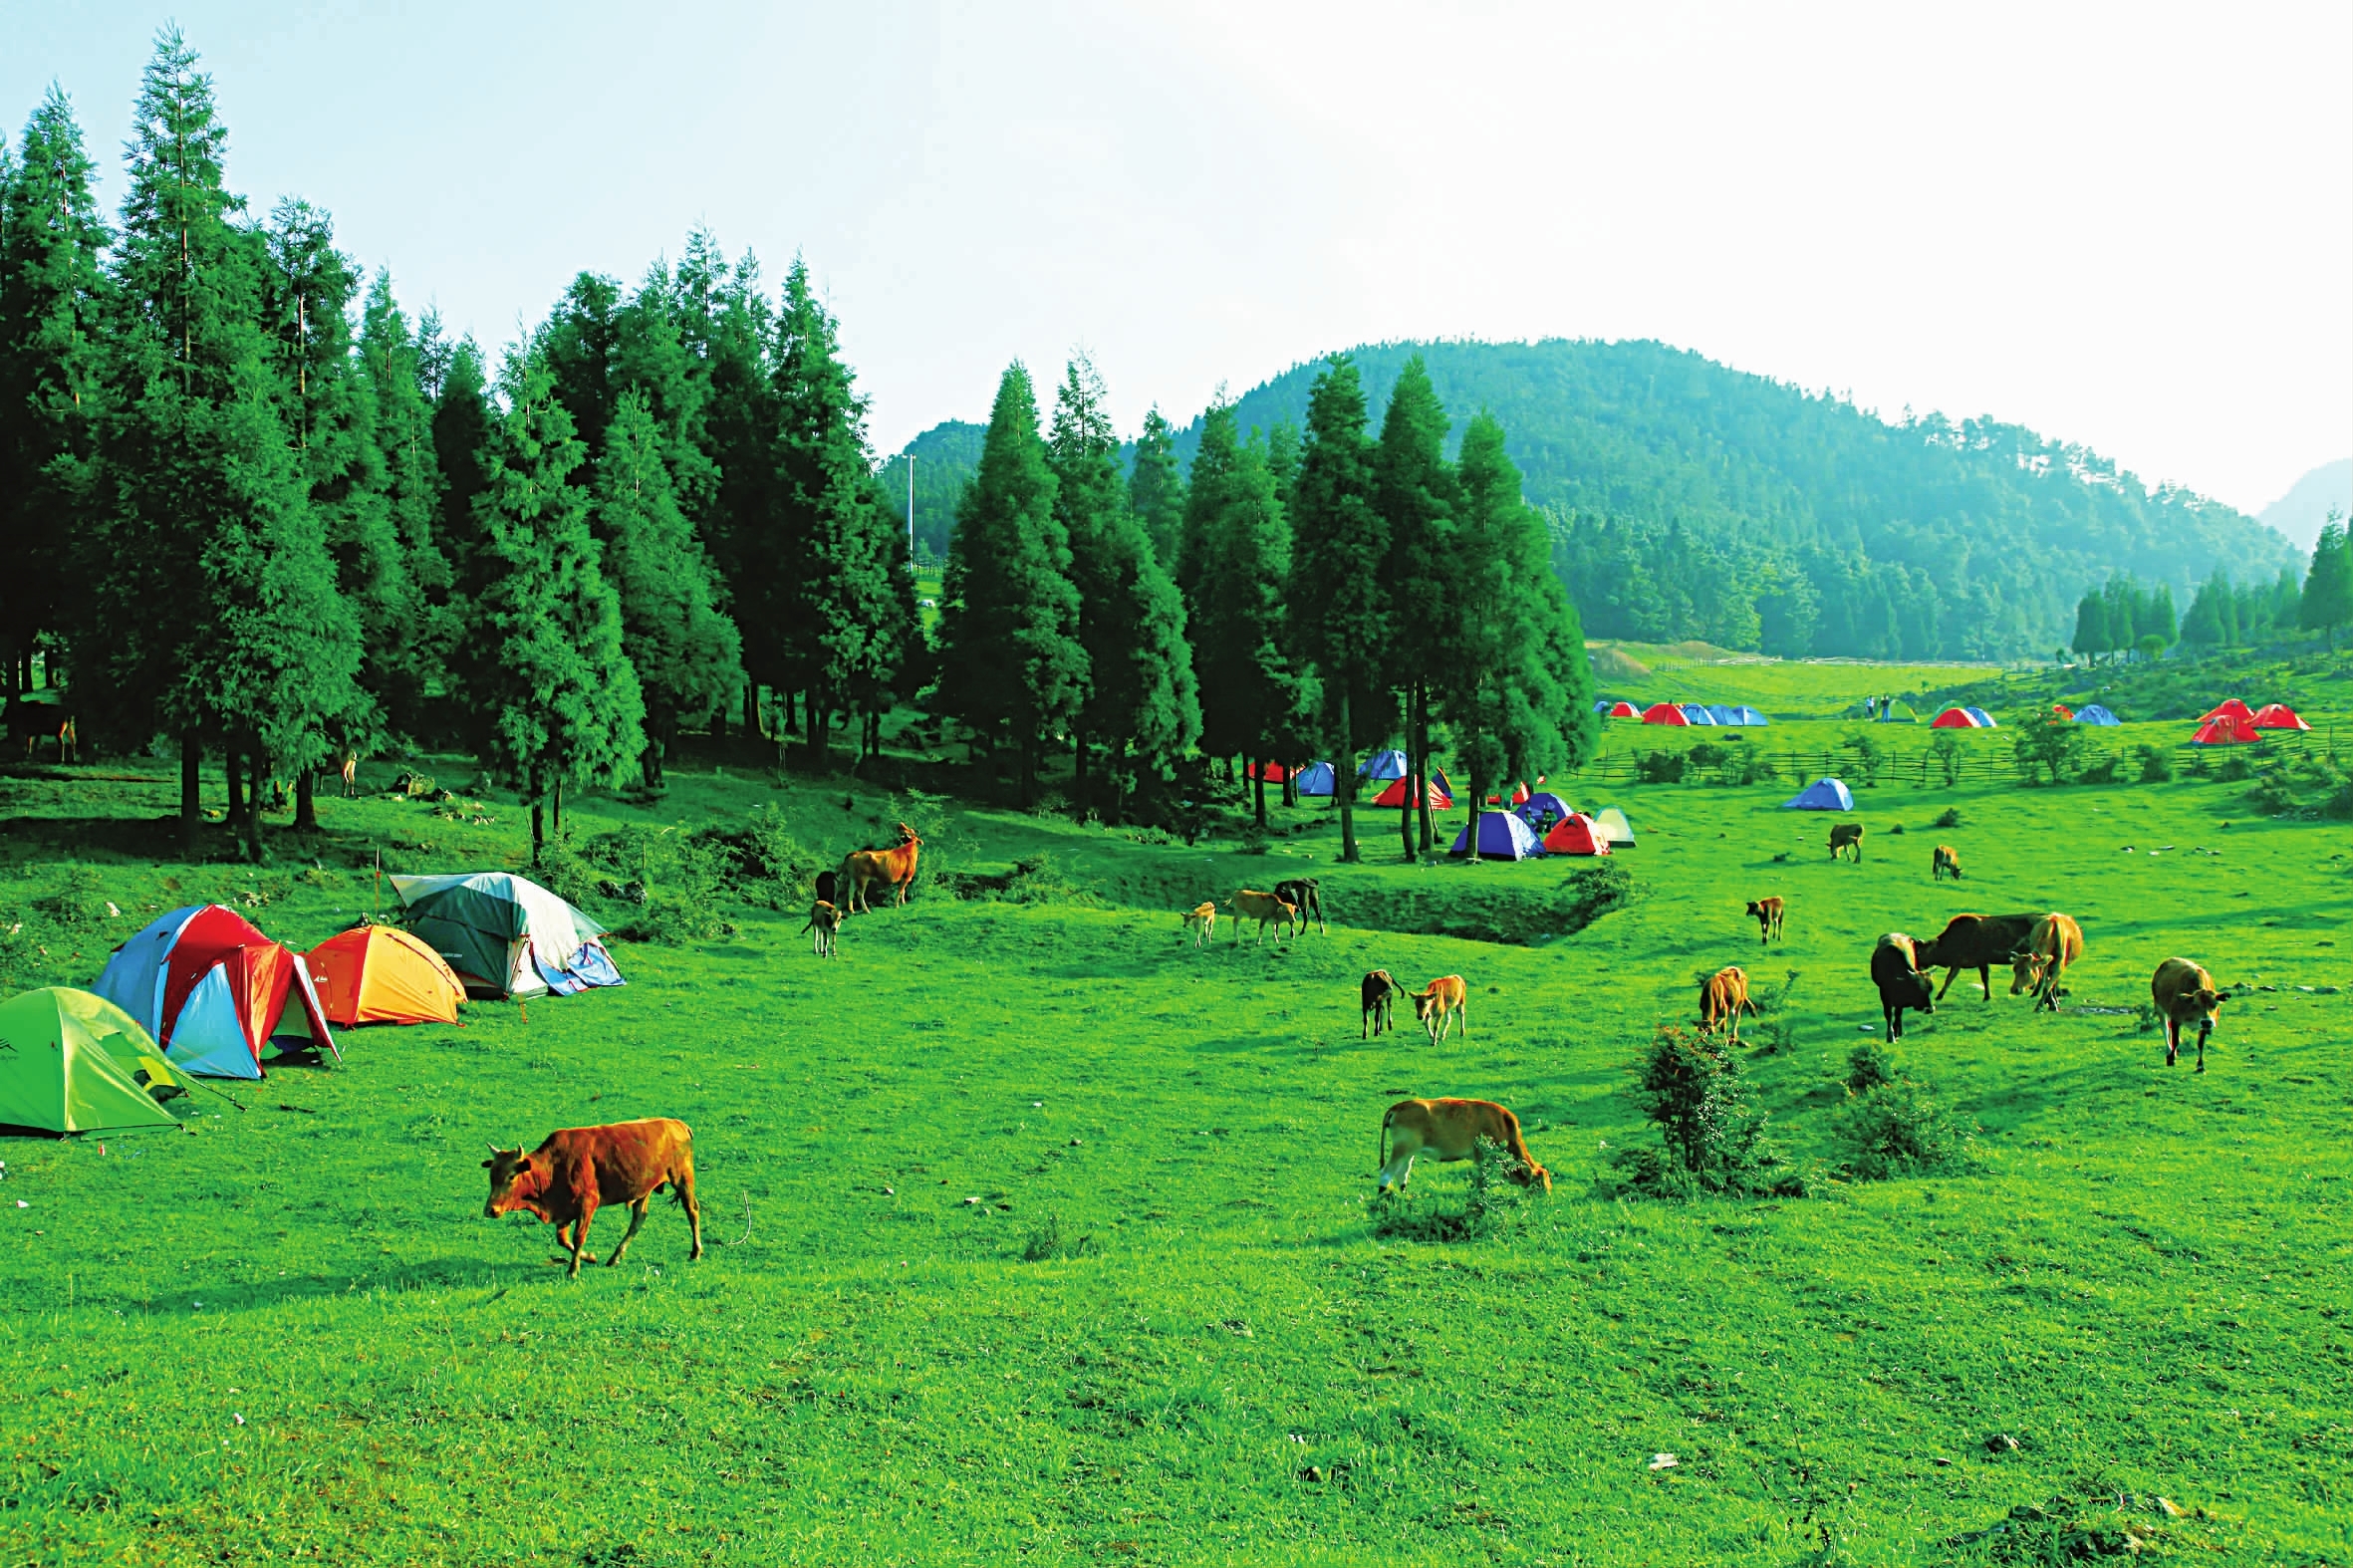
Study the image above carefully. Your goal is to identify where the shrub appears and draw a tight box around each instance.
[1725,747,1778,786]
[1371,1137,1531,1242]
[1609,1025,1794,1197]
[1932,807,1961,829]
[1846,1039,1896,1094]
[1930,730,1962,787]
[1843,731,1887,786]
[2010,707,2085,785]
[2075,754,2121,784]
[2213,753,2254,783]
[1687,740,1731,769]
[1636,750,1688,784]
[1234,825,1271,856]
[2135,745,2174,784]
[1019,1212,1097,1262]
[1834,1077,1974,1179]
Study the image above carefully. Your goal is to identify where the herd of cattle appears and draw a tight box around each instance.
[478,813,2238,1267]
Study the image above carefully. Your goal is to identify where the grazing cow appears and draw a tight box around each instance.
[1226,889,1299,945]
[1376,1098,1549,1193]
[1870,932,1937,1040]
[1181,901,1217,947]
[1932,844,1961,881]
[481,1119,703,1279]
[1409,974,1469,1042]
[814,869,840,907]
[1828,823,1865,863]
[1745,896,1785,945]
[1361,969,1405,1039]
[1913,913,2042,1001]
[2151,956,2225,1072]
[841,823,922,914]
[802,900,841,957]
[1699,965,1758,1042]
[1272,878,1327,934]
[2008,913,2084,1012]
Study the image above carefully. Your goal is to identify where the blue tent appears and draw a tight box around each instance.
[1515,791,1576,830]
[2074,704,2121,726]
[1963,706,1998,728]
[1359,749,1409,781]
[1295,760,1336,796]
[1780,777,1856,811]
[1678,704,1717,724]
[1722,705,1769,726]
[1447,810,1543,860]
[1592,698,1613,714]
[1703,703,1736,724]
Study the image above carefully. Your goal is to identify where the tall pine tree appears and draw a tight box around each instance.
[2301,516,2353,650]
[1190,411,1309,829]
[1128,405,1186,570]
[1374,357,1458,857]
[357,270,454,736]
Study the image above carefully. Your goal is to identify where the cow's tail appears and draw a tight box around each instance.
[1377,1106,1394,1175]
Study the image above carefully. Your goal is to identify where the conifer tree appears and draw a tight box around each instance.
[542,272,623,460]
[593,391,738,786]
[1051,357,1197,822]
[2070,592,2109,663]
[1176,399,1239,616]
[0,86,109,695]
[1374,357,1458,857]
[1286,356,1389,863]
[689,247,779,733]
[936,362,1084,804]
[358,270,454,735]
[2301,516,2353,650]
[464,343,644,860]
[1128,405,1186,569]
[1191,420,1309,828]
[430,336,497,606]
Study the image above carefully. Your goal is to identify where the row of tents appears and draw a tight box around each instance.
[1443,803,1634,860]
[1596,701,1770,726]
[2189,699,2310,746]
[1,874,625,1134]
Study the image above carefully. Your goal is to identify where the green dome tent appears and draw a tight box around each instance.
[0,987,182,1135]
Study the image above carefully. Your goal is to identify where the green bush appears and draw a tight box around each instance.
[1843,731,1887,786]
[2075,754,2121,784]
[2136,745,2175,783]
[1687,740,1731,769]
[1018,1212,1098,1261]
[1930,730,1962,787]
[1608,1025,1795,1198]
[1636,751,1687,784]
[1932,807,1962,829]
[2214,753,2255,783]
[1371,1138,1532,1242]
[1834,1077,1974,1179]
[1846,1040,1896,1094]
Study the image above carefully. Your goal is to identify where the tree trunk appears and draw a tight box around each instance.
[1399,726,1417,863]
[179,731,202,841]
[805,684,824,769]
[1073,729,1088,811]
[552,776,564,841]
[1334,689,1360,864]
[1253,761,1267,829]
[1464,762,1483,862]
[241,749,267,862]
[1415,684,1436,853]
[295,768,318,832]
[225,748,245,827]
[744,684,757,739]
[530,797,545,866]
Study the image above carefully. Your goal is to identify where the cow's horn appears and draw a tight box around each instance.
[486,1142,503,1154]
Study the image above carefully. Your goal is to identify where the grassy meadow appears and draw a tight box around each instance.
[1,656,2348,1565]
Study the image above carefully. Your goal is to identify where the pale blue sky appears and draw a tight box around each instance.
[6,1,2348,515]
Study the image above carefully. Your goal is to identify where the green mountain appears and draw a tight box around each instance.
[883,419,984,565]
[901,339,2298,659]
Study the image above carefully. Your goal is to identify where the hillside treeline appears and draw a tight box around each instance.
[1181,341,2306,661]
[0,32,1594,863]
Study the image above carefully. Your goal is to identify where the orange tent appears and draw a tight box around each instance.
[2249,703,2309,731]
[1541,813,1612,856]
[306,925,465,1026]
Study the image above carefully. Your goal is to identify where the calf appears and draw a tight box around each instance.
[1745,896,1785,945]
[1699,965,1757,1042]
[1273,878,1326,934]
[1227,889,1299,945]
[481,1118,703,1278]
[1870,932,1937,1040]
[1932,844,1961,881]
[1361,969,1405,1038]
[2008,913,2083,1012]
[1828,823,1865,863]
[802,900,841,957]
[1408,975,1468,1042]
[2151,956,2225,1072]
[1181,901,1217,946]
[1376,1098,1549,1194]
[1914,913,2041,1001]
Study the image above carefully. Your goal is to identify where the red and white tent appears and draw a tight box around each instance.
[1640,702,1690,726]
[91,905,337,1079]
[2191,712,2262,746]
[1541,813,1612,856]
[2249,703,2309,731]
[1604,700,1639,718]
[1372,774,1453,809]
[1931,707,1982,729]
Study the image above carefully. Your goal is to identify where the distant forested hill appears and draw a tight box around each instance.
[884,419,984,564]
[899,339,2298,659]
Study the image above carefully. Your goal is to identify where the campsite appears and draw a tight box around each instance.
[2,648,2348,1565]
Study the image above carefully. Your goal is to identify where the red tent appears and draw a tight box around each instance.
[2051,704,2074,720]
[1931,707,1980,729]
[2249,703,2309,731]
[1640,702,1689,725]
[1245,761,1294,782]
[2201,699,2255,724]
[2191,713,2261,745]
[1372,774,1453,809]
[1605,700,1639,718]
[1541,812,1612,856]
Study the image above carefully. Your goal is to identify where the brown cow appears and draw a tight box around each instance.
[2151,957,2225,1072]
[1409,974,1468,1042]
[1914,913,2042,1001]
[1828,823,1865,863]
[1273,878,1327,934]
[1699,965,1757,1041]
[1870,932,1937,1040]
[1376,1098,1549,1193]
[1932,845,1961,881]
[2008,913,2083,1012]
[1181,901,1217,946]
[1361,969,1405,1038]
[1227,889,1299,945]
[841,824,922,914]
[801,900,841,957]
[1745,896,1785,945]
[481,1118,703,1278]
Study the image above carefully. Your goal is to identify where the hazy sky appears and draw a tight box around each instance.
[8,1,2348,515]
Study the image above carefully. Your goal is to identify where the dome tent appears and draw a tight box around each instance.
[1962,707,1997,728]
[0,988,182,1135]
[1781,777,1856,811]
[1604,700,1639,718]
[92,905,337,1080]
[392,873,622,999]
[1704,704,1738,724]
[2073,704,2122,725]
[2249,703,2309,731]
[1640,702,1690,726]
[1515,791,1576,830]
[1372,774,1453,809]
[2201,699,2255,724]
[1447,811,1543,860]
[1678,704,1717,724]
[1720,705,1768,725]
[1294,761,1336,796]
[1244,761,1294,782]
[1591,806,1636,847]
[2191,713,2261,746]
[1875,700,1919,723]
[306,925,466,1026]
[1931,707,1981,729]
[1541,813,1612,856]
[1359,749,1409,781]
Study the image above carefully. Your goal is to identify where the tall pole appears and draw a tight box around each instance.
[906,454,917,571]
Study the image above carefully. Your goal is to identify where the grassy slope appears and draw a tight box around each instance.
[0,708,2348,1564]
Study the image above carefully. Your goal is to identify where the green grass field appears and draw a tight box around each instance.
[1,694,2349,1564]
